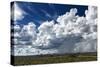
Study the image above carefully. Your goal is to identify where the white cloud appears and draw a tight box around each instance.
[20,22,37,39]
[20,22,36,35]
[12,38,19,45]
[13,25,21,32]
[12,6,97,56]
[12,22,37,45]
[19,22,37,45]
[85,6,97,20]
[13,45,58,56]
[11,24,21,45]
[33,21,55,48]
[57,8,77,25]
[12,2,26,22]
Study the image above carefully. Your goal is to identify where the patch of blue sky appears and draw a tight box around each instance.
[13,2,88,27]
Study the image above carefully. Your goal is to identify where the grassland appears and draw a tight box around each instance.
[11,52,97,66]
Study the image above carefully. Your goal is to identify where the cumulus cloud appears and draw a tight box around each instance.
[85,6,97,20]
[20,22,37,45]
[12,22,37,46]
[57,8,77,25]
[33,21,55,48]
[12,6,97,56]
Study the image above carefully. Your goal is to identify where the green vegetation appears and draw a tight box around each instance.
[11,52,97,66]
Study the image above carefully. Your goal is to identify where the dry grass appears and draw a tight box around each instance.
[11,52,97,66]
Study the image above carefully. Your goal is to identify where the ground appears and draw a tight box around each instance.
[11,52,97,66]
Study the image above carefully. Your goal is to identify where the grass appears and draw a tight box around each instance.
[11,52,97,66]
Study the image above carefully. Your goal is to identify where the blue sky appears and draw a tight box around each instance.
[12,1,88,27]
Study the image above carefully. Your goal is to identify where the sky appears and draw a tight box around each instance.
[11,1,97,56]
[11,1,88,27]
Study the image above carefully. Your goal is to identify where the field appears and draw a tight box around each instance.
[11,52,97,66]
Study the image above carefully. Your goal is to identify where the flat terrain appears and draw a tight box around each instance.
[11,52,97,66]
